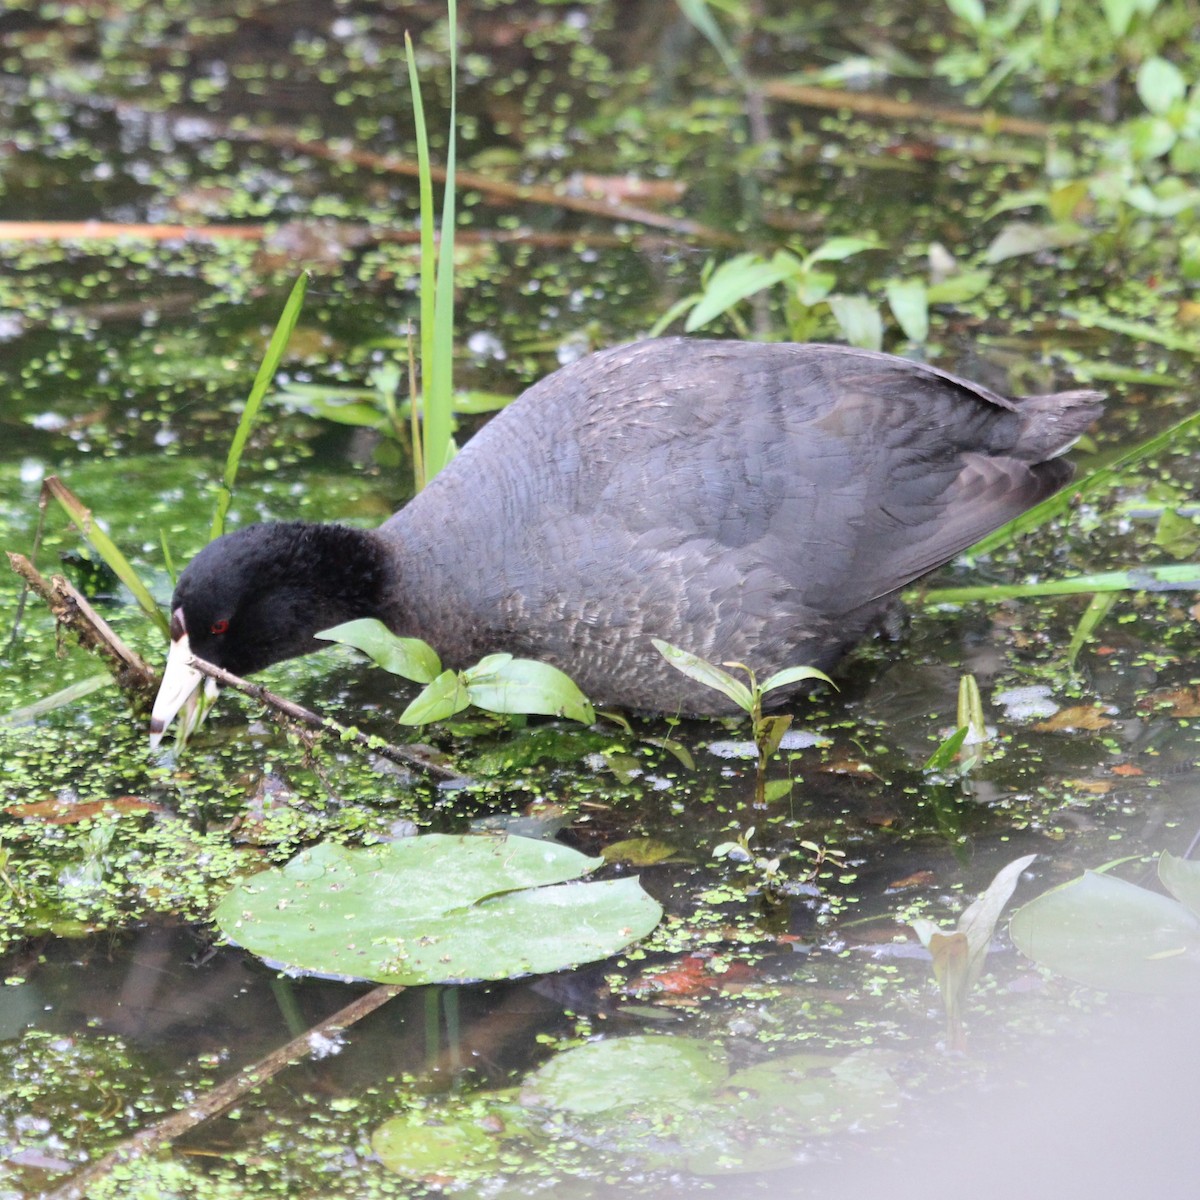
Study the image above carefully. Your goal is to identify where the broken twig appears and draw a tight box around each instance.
[189,655,467,784]
[6,553,157,705]
[44,983,403,1200]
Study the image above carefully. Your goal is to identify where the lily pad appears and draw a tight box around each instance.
[372,1092,541,1183]
[214,834,662,985]
[372,1117,496,1179]
[1009,868,1200,994]
[519,1035,899,1174]
[521,1034,728,1115]
[1158,852,1200,918]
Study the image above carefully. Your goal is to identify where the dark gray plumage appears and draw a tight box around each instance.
[155,338,1103,723]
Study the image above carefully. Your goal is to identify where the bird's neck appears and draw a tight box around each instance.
[285,522,390,631]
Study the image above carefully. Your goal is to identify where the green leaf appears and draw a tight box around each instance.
[827,294,883,351]
[884,278,929,343]
[921,563,1200,603]
[600,837,680,866]
[956,853,1036,988]
[400,669,472,724]
[1137,56,1187,115]
[451,389,514,414]
[214,834,662,985]
[756,713,793,759]
[372,1093,539,1182]
[425,0,459,483]
[982,189,1050,220]
[649,292,704,337]
[1066,592,1116,667]
[317,619,442,683]
[1047,179,1089,222]
[1127,114,1178,161]
[956,673,986,743]
[676,0,750,86]
[984,221,1088,263]
[406,13,458,488]
[945,0,987,29]
[683,251,803,331]
[1062,304,1200,353]
[42,476,170,637]
[925,268,992,304]
[1158,852,1200,920]
[1010,869,1200,994]
[211,272,308,540]
[462,656,596,724]
[372,1118,495,1180]
[758,664,832,695]
[1154,508,1200,559]
[522,1035,728,1115]
[1100,0,1138,36]
[762,777,794,803]
[803,236,879,265]
[1122,184,1200,217]
[651,639,753,712]
[790,267,835,309]
[923,725,969,771]
[1,672,114,725]
[521,1039,899,1174]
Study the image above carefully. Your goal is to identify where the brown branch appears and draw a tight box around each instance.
[189,656,467,784]
[44,983,403,1200]
[761,79,1055,139]
[8,555,465,780]
[0,221,707,254]
[6,552,158,706]
[221,121,739,245]
[0,221,262,242]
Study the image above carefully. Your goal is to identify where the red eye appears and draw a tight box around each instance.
[210,618,230,635]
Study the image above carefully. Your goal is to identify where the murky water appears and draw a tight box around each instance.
[1,1,1198,1196]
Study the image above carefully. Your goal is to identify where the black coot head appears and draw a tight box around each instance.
[150,522,383,745]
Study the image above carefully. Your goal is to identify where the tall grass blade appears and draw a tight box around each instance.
[427,0,458,481]
[1064,306,1200,355]
[1066,591,1117,666]
[2,672,113,723]
[43,476,170,636]
[676,0,750,87]
[210,272,309,541]
[969,400,1200,556]
[406,31,435,492]
[405,2,457,489]
[921,562,1200,603]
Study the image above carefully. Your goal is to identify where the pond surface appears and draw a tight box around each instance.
[2,1,1200,1196]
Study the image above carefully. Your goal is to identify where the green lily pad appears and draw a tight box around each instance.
[1009,868,1200,994]
[1158,852,1200,919]
[371,1092,541,1183]
[371,1117,496,1179]
[519,1036,899,1174]
[520,1034,728,1115]
[214,834,662,985]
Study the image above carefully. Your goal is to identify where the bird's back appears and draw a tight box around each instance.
[378,339,1101,712]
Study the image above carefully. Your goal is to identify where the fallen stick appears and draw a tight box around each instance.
[0,222,703,253]
[761,79,1055,138]
[6,552,158,704]
[7,553,466,782]
[44,983,403,1200]
[188,656,467,784]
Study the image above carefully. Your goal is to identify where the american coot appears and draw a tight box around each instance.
[150,337,1102,740]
